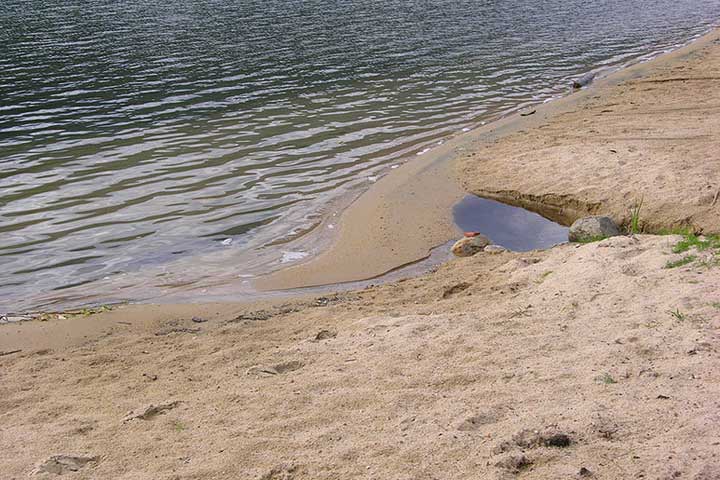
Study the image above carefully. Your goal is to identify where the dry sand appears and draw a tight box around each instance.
[3,235,720,479]
[458,31,720,233]
[2,29,720,480]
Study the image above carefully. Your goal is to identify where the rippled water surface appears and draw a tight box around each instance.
[1,0,719,311]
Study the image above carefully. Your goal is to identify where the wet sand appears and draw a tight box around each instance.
[254,140,466,290]
[2,28,720,480]
[256,28,720,291]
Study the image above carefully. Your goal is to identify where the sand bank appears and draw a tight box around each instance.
[2,28,720,480]
[458,30,720,233]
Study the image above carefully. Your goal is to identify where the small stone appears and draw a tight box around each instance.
[579,466,593,477]
[191,316,207,323]
[543,433,571,447]
[495,454,533,473]
[573,72,596,89]
[314,330,337,341]
[451,234,491,257]
[0,314,34,324]
[484,245,508,254]
[442,282,471,299]
[568,216,621,242]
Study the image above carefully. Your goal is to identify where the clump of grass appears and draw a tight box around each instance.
[673,233,720,253]
[598,373,617,385]
[669,308,686,321]
[664,255,696,269]
[629,197,643,234]
[711,302,720,310]
[575,235,608,244]
[656,226,693,236]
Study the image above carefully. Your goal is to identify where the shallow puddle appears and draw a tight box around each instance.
[453,196,568,251]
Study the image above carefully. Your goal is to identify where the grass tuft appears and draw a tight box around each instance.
[657,226,694,236]
[575,235,608,244]
[629,198,643,234]
[598,373,617,385]
[669,308,686,321]
[673,233,720,254]
[664,255,696,269]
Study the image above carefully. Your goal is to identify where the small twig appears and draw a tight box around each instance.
[0,349,22,357]
[712,188,720,207]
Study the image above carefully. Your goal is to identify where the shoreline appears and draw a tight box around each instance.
[2,27,714,314]
[253,26,720,292]
[2,26,720,479]
[1,26,717,337]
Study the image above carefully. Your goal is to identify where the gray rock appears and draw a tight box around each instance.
[0,314,34,324]
[572,72,596,89]
[451,234,491,257]
[484,245,508,254]
[568,216,621,242]
[34,455,96,475]
[313,329,337,341]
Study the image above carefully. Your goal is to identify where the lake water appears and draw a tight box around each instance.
[453,196,569,252]
[1,0,719,312]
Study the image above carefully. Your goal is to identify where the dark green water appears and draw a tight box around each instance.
[1,1,718,311]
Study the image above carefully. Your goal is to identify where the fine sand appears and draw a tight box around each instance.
[2,29,720,480]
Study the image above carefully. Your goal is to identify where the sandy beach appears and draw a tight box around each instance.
[2,29,720,480]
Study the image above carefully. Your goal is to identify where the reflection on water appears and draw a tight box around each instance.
[453,196,568,251]
[1,0,718,311]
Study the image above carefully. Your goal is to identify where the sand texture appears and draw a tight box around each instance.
[2,236,720,479]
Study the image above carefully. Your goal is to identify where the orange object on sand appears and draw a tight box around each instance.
[464,231,480,237]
